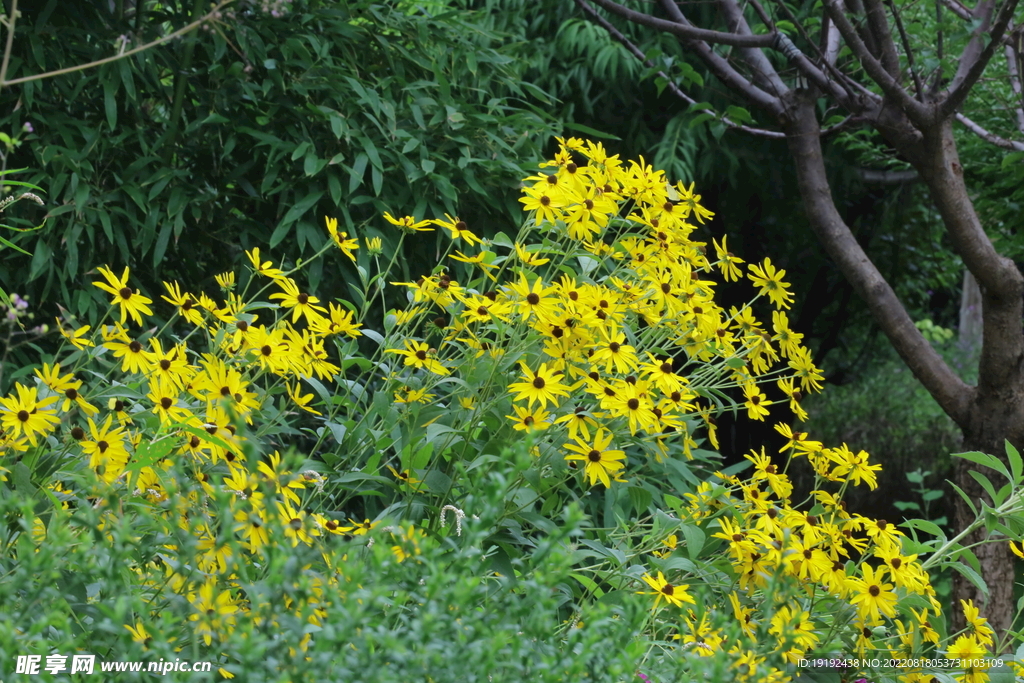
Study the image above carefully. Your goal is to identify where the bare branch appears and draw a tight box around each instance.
[574,0,786,137]
[862,0,902,76]
[955,111,1024,150]
[822,0,932,122]
[643,0,787,115]
[942,0,1021,117]
[763,0,864,106]
[887,0,925,98]
[717,0,789,95]
[0,0,18,95]
[1,0,236,88]
[940,0,973,21]
[585,0,777,48]
[1006,24,1024,135]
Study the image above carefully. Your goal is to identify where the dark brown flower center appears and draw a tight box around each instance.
[97,440,109,453]
[17,410,29,422]
[526,293,540,306]
[627,398,640,410]
[532,377,546,389]
[587,450,601,462]
[119,287,133,299]
[65,388,78,400]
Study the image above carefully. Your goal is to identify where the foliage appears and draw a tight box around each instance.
[2,140,1023,681]
[0,0,558,329]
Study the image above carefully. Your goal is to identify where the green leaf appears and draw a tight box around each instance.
[968,470,998,503]
[900,518,944,539]
[949,481,978,516]
[561,122,621,140]
[1006,440,1023,484]
[348,153,368,193]
[679,523,705,560]
[947,560,988,598]
[955,450,1011,482]
[628,486,652,516]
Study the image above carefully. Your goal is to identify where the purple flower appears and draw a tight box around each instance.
[21,122,33,133]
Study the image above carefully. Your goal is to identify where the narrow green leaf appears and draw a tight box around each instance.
[1006,440,1023,484]
[348,153,368,193]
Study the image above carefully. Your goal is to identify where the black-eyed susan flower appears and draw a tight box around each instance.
[269,277,327,325]
[506,404,552,432]
[590,330,639,374]
[0,383,60,446]
[92,265,154,326]
[847,564,897,624]
[507,272,558,322]
[214,270,236,290]
[382,211,433,232]
[508,361,570,410]
[246,247,286,279]
[35,363,98,416]
[161,281,205,327]
[518,184,566,226]
[638,570,695,610]
[563,428,626,488]
[325,215,360,260]
[189,580,238,646]
[748,257,794,310]
[56,319,94,349]
[385,339,449,376]
[81,414,130,483]
[432,213,482,245]
[309,302,362,338]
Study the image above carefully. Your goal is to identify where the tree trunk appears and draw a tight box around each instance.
[782,93,1024,645]
[959,270,983,351]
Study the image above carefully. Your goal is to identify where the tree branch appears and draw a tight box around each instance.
[585,0,777,47]
[771,0,864,107]
[862,0,902,77]
[1006,24,1024,135]
[942,0,1022,117]
[822,0,932,123]
[940,0,973,21]
[1,0,234,88]
[783,95,972,425]
[887,0,924,98]
[955,111,1024,150]
[648,0,787,115]
[717,0,789,95]
[575,0,787,137]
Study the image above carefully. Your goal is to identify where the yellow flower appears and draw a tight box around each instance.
[92,265,154,326]
[385,340,449,376]
[0,383,60,445]
[638,571,695,610]
[56,320,94,349]
[82,414,130,483]
[563,428,626,488]
[712,235,744,282]
[847,563,897,624]
[365,236,383,254]
[124,622,151,644]
[325,216,360,260]
[214,271,236,290]
[382,211,433,232]
[747,258,794,309]
[506,404,552,432]
[386,465,422,486]
[245,247,286,279]
[515,242,550,266]
[432,213,482,245]
[508,361,570,410]
[161,281,205,327]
